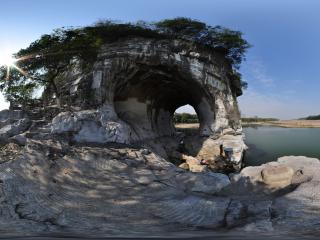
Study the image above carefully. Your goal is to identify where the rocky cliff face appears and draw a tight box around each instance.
[50,37,246,169]
[60,38,243,137]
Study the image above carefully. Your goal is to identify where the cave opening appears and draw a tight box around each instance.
[174,104,200,136]
[113,65,214,142]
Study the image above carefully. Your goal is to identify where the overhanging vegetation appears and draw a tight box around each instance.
[0,17,250,107]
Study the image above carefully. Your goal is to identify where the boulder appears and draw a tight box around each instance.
[51,110,132,143]
[51,111,82,134]
[229,160,297,194]
[0,118,31,143]
[261,165,294,188]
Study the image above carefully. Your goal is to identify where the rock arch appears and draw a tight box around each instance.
[85,38,241,141]
[52,37,245,166]
[111,64,214,139]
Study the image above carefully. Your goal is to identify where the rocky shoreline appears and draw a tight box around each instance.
[0,109,319,235]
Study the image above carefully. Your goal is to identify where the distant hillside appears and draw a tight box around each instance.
[304,114,320,120]
[173,113,199,123]
[241,117,278,123]
[174,114,279,124]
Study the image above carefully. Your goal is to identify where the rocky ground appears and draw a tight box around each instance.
[0,110,320,237]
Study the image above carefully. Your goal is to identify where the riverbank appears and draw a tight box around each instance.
[176,120,320,129]
[175,123,199,129]
[243,120,320,128]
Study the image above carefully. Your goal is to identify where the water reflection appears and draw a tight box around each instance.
[243,126,320,166]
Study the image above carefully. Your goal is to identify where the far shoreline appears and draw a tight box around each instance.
[175,120,320,129]
[242,120,320,128]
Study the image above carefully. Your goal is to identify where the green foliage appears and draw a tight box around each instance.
[305,114,320,120]
[0,66,39,105]
[155,18,206,37]
[228,71,247,95]
[0,65,38,105]
[156,18,251,68]
[0,17,250,106]
[15,27,99,77]
[240,80,248,90]
[241,117,279,123]
[173,113,199,123]
[4,82,38,105]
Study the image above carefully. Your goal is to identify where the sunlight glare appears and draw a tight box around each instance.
[0,54,15,67]
[0,51,27,80]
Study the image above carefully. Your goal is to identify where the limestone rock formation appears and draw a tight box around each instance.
[50,37,246,170]
[2,37,319,237]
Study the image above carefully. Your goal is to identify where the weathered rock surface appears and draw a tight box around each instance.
[51,110,132,144]
[0,111,31,144]
[261,165,294,188]
[49,37,246,170]
[0,37,319,237]
[221,156,320,233]
[0,139,237,234]
[0,131,318,236]
[0,116,319,236]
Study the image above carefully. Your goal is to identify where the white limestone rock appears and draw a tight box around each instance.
[51,111,82,133]
[0,118,31,143]
[51,110,132,144]
[175,171,231,194]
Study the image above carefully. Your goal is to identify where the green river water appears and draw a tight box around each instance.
[243,126,320,166]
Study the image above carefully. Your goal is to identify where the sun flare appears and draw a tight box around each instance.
[0,52,28,80]
[0,54,16,67]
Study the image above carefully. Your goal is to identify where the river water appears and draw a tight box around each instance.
[243,126,320,166]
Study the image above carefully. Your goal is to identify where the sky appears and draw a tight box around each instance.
[0,0,319,119]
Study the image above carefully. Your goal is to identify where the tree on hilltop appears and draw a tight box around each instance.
[0,18,250,108]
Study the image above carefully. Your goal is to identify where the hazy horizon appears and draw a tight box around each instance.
[1,0,319,119]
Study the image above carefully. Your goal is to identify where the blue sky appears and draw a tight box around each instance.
[0,0,319,119]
